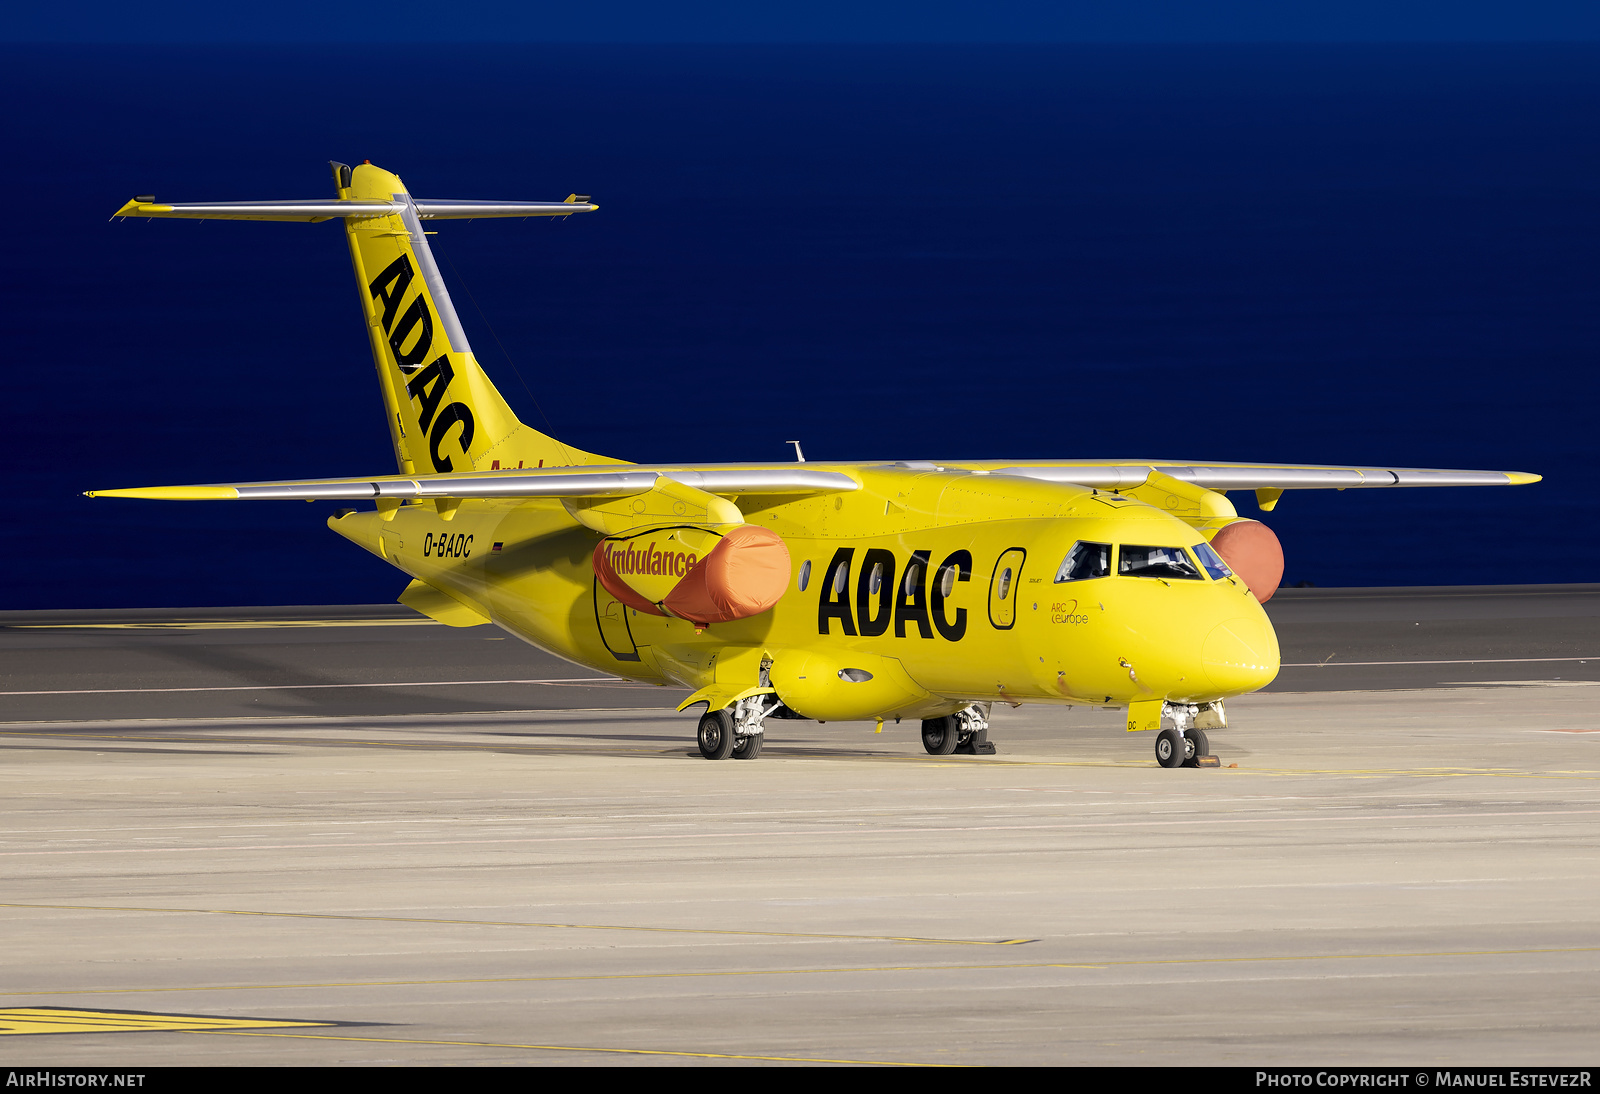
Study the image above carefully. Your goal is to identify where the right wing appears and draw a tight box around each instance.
[984,462,1540,490]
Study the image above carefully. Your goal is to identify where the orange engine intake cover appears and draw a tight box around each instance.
[593,524,791,625]
[1211,519,1284,604]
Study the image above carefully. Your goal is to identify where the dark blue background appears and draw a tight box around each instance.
[5,45,1595,607]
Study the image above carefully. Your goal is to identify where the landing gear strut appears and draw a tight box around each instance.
[921,704,996,756]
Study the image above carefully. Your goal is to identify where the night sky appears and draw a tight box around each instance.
[4,8,1596,607]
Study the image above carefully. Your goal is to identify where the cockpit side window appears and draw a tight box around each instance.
[1055,541,1111,582]
[1118,545,1203,580]
[1192,541,1233,581]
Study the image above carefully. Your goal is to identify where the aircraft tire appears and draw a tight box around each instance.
[1181,728,1209,768]
[732,732,764,760]
[921,717,959,756]
[697,709,736,760]
[1155,727,1186,769]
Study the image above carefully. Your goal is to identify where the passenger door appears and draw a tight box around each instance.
[988,548,1026,630]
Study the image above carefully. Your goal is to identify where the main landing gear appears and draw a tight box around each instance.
[920,704,996,756]
[697,693,781,761]
[696,697,1001,761]
[1154,702,1216,769]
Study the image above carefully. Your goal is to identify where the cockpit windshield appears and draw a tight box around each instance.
[1055,541,1111,582]
[1192,541,1233,581]
[1057,542,1231,583]
[1118,545,1203,580]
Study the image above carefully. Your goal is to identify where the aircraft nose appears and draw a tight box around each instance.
[1203,615,1280,693]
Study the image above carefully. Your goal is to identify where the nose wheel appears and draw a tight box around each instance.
[1155,726,1212,768]
[1155,727,1185,768]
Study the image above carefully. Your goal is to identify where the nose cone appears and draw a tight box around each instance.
[1203,615,1280,694]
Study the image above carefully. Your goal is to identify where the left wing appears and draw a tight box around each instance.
[85,467,861,501]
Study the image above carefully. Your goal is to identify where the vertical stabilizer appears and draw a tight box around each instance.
[338,162,613,474]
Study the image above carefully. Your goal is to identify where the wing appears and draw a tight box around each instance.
[85,467,860,501]
[983,461,1539,490]
[84,460,1538,502]
[110,197,597,223]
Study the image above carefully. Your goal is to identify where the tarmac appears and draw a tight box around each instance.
[0,585,1596,1066]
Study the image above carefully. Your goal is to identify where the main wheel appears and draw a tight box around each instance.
[1181,728,1209,768]
[697,709,736,760]
[1155,727,1186,769]
[732,731,764,760]
[921,716,959,756]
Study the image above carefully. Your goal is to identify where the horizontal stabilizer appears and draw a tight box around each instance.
[111,198,597,223]
[87,467,861,502]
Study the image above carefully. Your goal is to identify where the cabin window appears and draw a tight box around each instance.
[833,562,848,595]
[1192,542,1233,581]
[996,567,1013,600]
[903,559,921,595]
[1118,545,1203,580]
[798,559,812,591]
[939,564,958,598]
[868,562,884,595]
[1055,541,1111,582]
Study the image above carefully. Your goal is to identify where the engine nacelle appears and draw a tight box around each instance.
[593,523,790,626]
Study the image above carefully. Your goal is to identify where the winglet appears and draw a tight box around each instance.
[111,198,175,219]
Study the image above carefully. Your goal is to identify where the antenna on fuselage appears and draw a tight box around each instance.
[786,440,806,462]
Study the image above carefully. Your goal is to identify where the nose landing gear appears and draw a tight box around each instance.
[1154,702,1217,768]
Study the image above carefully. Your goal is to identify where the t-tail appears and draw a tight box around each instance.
[113,161,616,474]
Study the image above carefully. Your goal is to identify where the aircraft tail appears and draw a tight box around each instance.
[114,161,616,474]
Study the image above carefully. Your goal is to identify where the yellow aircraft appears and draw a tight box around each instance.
[93,162,1540,767]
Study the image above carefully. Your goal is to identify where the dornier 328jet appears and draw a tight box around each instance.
[94,162,1540,766]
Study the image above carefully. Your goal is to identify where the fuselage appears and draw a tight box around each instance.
[331,463,1280,722]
